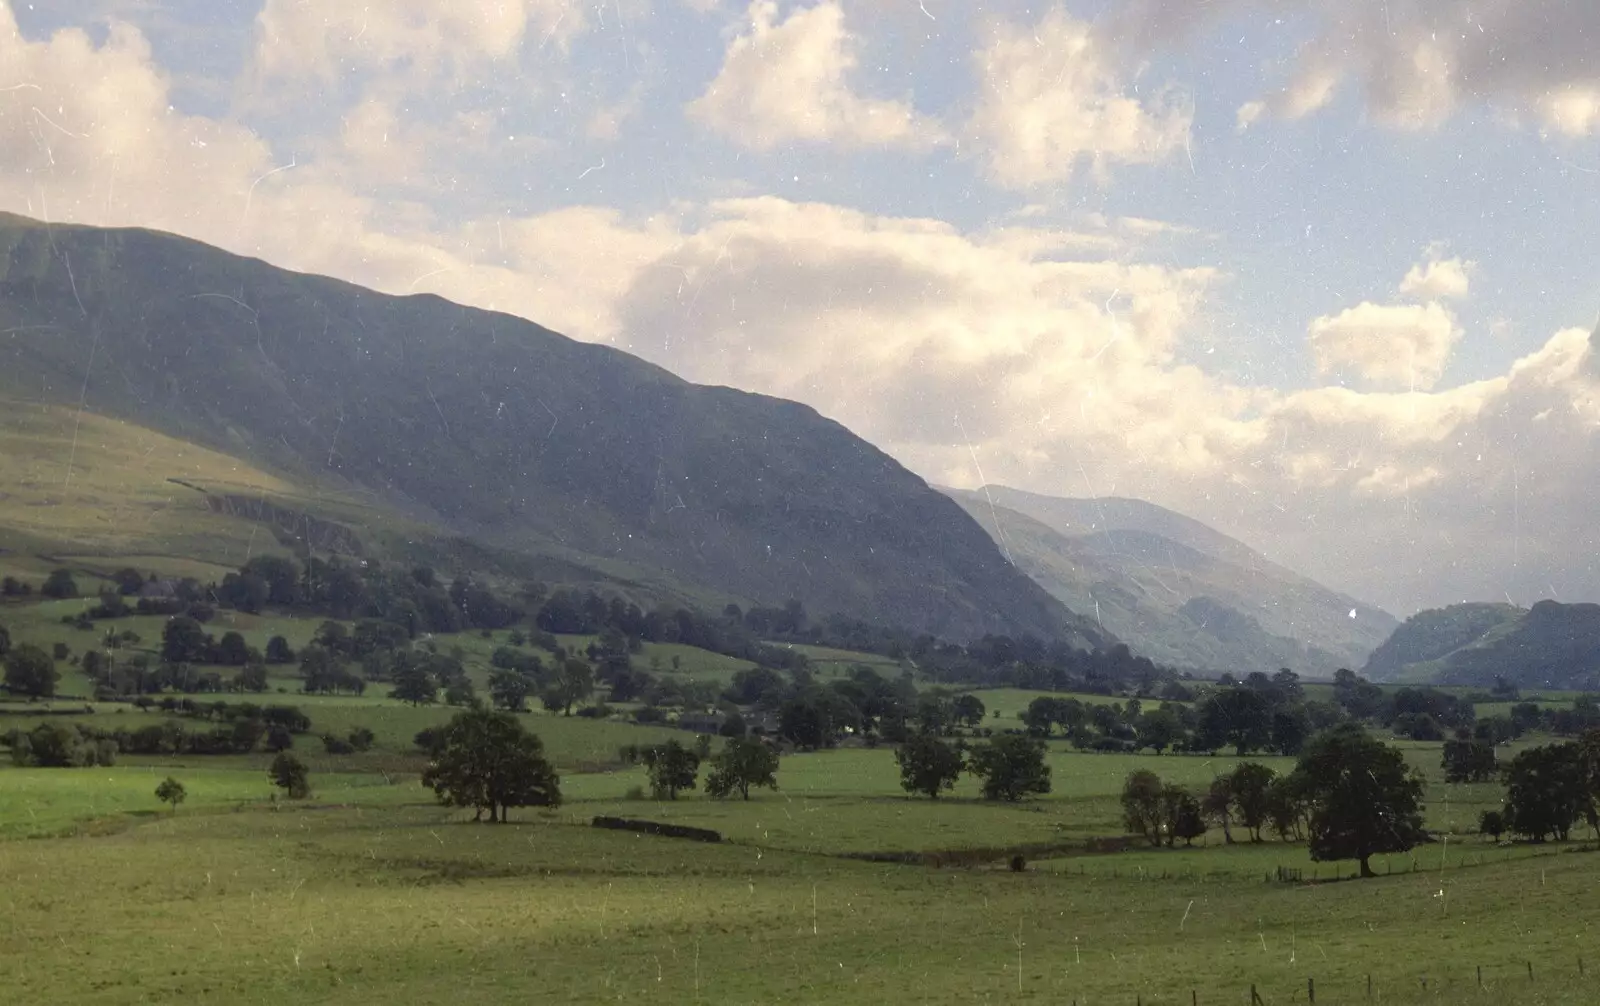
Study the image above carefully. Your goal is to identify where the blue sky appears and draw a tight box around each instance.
[3,0,1599,614]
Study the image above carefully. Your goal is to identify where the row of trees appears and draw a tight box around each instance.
[893,734,1052,802]
[619,738,782,801]
[1121,725,1425,877]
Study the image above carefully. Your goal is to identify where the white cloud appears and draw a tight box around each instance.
[686,1,945,152]
[1307,301,1462,390]
[967,6,1192,189]
[1211,1,1600,137]
[1399,252,1472,300]
[248,0,584,85]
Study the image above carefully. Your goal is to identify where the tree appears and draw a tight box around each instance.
[895,733,966,799]
[1121,769,1166,845]
[1195,688,1272,755]
[4,644,59,698]
[544,658,594,716]
[390,660,438,706]
[1266,774,1310,841]
[1202,776,1236,844]
[705,738,780,800]
[0,623,9,657]
[269,753,311,799]
[642,740,701,800]
[1441,730,1497,783]
[1503,742,1590,842]
[443,678,477,707]
[41,569,79,599]
[161,616,210,664]
[215,631,251,666]
[421,708,561,821]
[264,635,295,664]
[1479,809,1506,842]
[1167,787,1208,846]
[1227,763,1278,842]
[968,735,1051,802]
[155,776,187,814]
[347,726,376,752]
[1270,707,1310,756]
[1293,724,1425,877]
[489,667,534,711]
[952,693,986,731]
[1138,707,1184,754]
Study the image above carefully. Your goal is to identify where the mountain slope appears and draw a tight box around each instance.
[1363,600,1600,688]
[0,212,1105,646]
[943,486,1395,674]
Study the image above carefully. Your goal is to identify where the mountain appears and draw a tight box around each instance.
[0,211,1107,646]
[1362,600,1600,689]
[942,486,1396,675]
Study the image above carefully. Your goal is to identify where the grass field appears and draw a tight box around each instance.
[0,797,1595,1004]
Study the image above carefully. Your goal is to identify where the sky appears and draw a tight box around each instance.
[2,0,1598,618]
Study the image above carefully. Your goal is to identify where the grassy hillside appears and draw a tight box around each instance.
[1363,600,1600,688]
[945,487,1395,675]
[0,211,1103,646]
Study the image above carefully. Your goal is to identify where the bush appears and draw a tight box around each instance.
[634,705,666,724]
[576,703,614,719]
[322,734,356,755]
[347,726,376,752]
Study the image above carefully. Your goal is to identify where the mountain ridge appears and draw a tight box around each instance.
[0,211,1106,646]
[941,484,1396,675]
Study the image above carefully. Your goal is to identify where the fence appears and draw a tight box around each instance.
[1066,957,1589,1005]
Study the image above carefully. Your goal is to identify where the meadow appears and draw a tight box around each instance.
[4,606,1599,1002]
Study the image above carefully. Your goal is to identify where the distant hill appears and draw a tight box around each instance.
[942,485,1396,675]
[1363,600,1600,689]
[0,211,1107,647]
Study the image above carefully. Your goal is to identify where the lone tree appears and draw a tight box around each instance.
[968,734,1051,802]
[1294,724,1425,877]
[705,737,780,800]
[4,644,60,699]
[642,740,701,800]
[155,776,187,814]
[421,707,561,822]
[895,733,966,799]
[269,753,311,799]
[1479,809,1506,842]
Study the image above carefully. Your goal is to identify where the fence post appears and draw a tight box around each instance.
[1476,965,1482,989]
[1527,960,1534,982]
[1366,973,1372,1000]
[1308,976,1315,1003]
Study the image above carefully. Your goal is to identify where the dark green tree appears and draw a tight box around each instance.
[642,740,701,800]
[1441,729,1497,783]
[1503,742,1589,842]
[1121,769,1165,845]
[488,667,534,711]
[0,623,9,657]
[4,644,59,698]
[390,659,438,706]
[1195,687,1272,755]
[41,569,79,599]
[1227,762,1278,842]
[951,693,986,730]
[269,753,311,799]
[161,616,210,664]
[967,735,1051,802]
[215,631,251,666]
[155,776,187,814]
[894,733,965,799]
[264,635,295,664]
[543,658,594,716]
[1166,786,1208,846]
[1138,706,1184,754]
[705,737,780,800]
[1478,809,1506,842]
[423,712,560,817]
[1294,724,1425,877]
